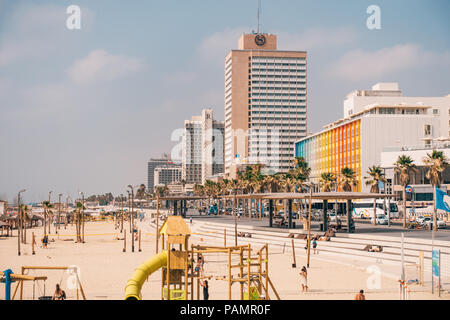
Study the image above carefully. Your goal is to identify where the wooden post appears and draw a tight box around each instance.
[265,244,269,299]
[228,248,232,300]
[20,266,24,300]
[239,246,244,300]
[123,229,126,252]
[247,244,251,300]
[306,186,312,268]
[138,230,142,252]
[224,229,226,247]
[291,239,297,268]
[166,244,171,300]
[32,232,35,255]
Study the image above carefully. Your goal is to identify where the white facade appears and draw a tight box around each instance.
[344,82,450,138]
[182,109,224,184]
[154,166,182,187]
[248,56,307,172]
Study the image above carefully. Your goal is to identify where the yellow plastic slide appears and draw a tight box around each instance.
[124,250,168,300]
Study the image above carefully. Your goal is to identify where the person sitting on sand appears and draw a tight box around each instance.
[52,284,66,300]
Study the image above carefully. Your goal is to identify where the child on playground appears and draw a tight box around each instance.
[52,284,66,300]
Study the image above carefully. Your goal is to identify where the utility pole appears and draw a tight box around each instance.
[48,191,52,235]
[79,192,85,243]
[58,194,62,234]
[17,189,26,256]
[120,194,124,233]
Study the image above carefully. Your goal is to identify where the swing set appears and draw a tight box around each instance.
[9,266,86,300]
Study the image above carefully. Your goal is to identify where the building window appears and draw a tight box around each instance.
[424,125,432,136]
[433,109,439,115]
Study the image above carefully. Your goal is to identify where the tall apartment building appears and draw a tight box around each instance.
[182,109,224,184]
[224,33,307,177]
[147,154,178,192]
[295,83,449,192]
[154,165,182,187]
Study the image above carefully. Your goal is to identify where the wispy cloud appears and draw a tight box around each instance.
[67,49,143,85]
[278,26,358,51]
[0,3,93,67]
[327,44,450,81]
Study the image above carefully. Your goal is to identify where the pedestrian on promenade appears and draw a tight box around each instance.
[312,239,318,254]
[354,289,365,300]
[201,280,209,300]
[300,266,308,292]
[190,217,193,225]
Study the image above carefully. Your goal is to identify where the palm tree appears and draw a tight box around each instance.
[394,155,417,228]
[135,184,146,199]
[42,200,53,236]
[423,150,449,231]
[339,167,357,192]
[365,165,387,225]
[320,172,336,192]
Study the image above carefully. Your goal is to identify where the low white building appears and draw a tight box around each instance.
[381,144,450,201]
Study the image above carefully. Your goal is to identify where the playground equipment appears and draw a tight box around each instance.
[8,266,86,300]
[124,216,279,300]
[1,269,47,300]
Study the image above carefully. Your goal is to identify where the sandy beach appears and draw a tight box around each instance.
[0,215,447,300]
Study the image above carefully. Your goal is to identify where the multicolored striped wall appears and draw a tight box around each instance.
[295,119,361,191]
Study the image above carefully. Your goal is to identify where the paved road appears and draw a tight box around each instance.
[185,209,450,241]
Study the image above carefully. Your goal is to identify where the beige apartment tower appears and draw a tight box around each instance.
[224,33,307,177]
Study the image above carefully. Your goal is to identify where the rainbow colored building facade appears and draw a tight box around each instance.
[295,119,362,191]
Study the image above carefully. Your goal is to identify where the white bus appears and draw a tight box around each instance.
[352,200,399,219]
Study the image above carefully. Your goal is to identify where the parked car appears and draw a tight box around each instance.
[415,216,426,224]
[372,214,389,225]
[422,217,446,229]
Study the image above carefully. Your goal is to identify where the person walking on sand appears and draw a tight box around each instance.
[189,216,193,225]
[300,266,308,292]
[201,280,209,300]
[354,289,365,300]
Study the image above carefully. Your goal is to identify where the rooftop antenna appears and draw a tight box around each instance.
[257,0,261,34]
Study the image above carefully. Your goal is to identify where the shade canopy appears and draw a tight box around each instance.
[220,192,393,200]
[159,216,191,236]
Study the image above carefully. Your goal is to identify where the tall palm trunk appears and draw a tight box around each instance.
[433,184,437,231]
[373,198,377,226]
[402,188,407,228]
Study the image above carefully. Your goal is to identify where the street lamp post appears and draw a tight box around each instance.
[120,194,124,233]
[306,184,313,268]
[128,185,135,253]
[48,191,52,234]
[127,191,131,233]
[79,192,85,243]
[17,189,26,256]
[58,194,62,234]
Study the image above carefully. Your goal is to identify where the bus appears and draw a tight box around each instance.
[352,200,399,219]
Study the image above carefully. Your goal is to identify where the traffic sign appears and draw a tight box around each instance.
[405,185,413,194]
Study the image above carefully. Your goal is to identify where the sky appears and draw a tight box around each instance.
[0,0,449,203]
